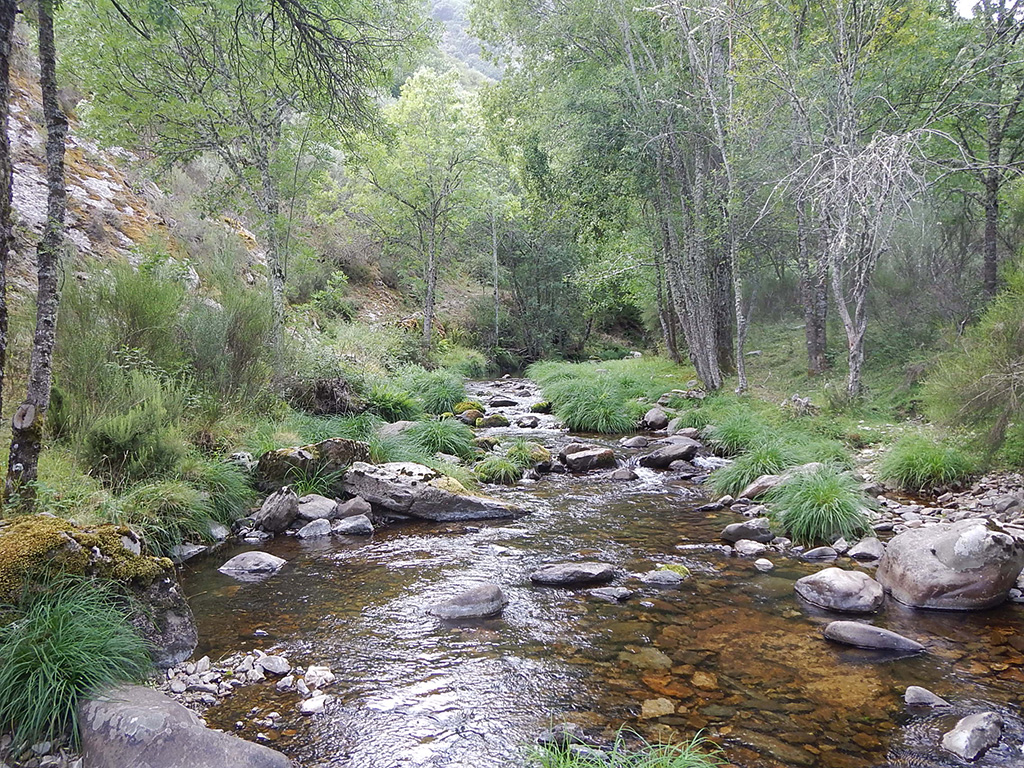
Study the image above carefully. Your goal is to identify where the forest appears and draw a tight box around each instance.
[0,1,1023,767]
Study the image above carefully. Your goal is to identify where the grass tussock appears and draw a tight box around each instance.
[475,455,523,485]
[878,434,976,492]
[707,441,803,497]
[403,418,476,460]
[766,465,872,547]
[529,730,726,768]
[0,575,151,748]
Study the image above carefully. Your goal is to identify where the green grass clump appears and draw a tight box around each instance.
[175,453,255,523]
[505,438,551,469]
[707,441,803,497]
[284,465,346,498]
[114,480,216,556]
[878,434,976,492]
[366,382,422,422]
[405,369,467,415]
[475,456,523,485]
[550,380,636,434]
[529,730,725,768]
[403,418,476,460]
[0,575,151,747]
[701,412,769,457]
[766,465,872,547]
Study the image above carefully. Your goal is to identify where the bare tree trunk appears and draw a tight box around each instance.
[796,197,828,374]
[491,213,499,348]
[983,169,1000,297]
[422,221,437,349]
[7,0,68,505]
[257,152,286,343]
[0,0,16,426]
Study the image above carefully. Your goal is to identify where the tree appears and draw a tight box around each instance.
[349,67,489,349]
[0,0,15,425]
[62,0,421,339]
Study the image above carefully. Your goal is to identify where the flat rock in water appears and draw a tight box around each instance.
[256,655,290,676]
[218,551,287,577]
[721,517,774,544]
[564,448,616,472]
[638,438,701,469]
[823,621,925,653]
[734,539,768,557]
[427,583,507,619]
[332,514,373,535]
[531,562,616,586]
[795,567,884,613]
[620,436,649,448]
[296,494,337,521]
[610,467,637,481]
[589,587,633,602]
[488,397,518,407]
[558,443,599,462]
[296,519,332,539]
[941,712,1003,761]
[803,546,838,560]
[904,685,949,707]
[640,569,685,586]
[876,520,1024,610]
[169,544,208,565]
[79,685,291,768]
[848,537,885,561]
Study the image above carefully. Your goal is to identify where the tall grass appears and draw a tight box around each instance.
[529,731,725,768]
[707,441,803,497]
[404,368,467,415]
[403,418,476,460]
[365,381,423,422]
[114,480,218,556]
[0,575,151,747]
[475,455,523,485]
[701,412,768,456]
[878,434,976,492]
[551,379,637,434]
[766,465,872,547]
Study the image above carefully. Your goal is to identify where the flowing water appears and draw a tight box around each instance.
[181,380,1024,768]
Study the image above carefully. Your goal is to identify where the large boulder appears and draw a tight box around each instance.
[941,712,1003,761]
[530,562,616,586]
[218,551,287,579]
[343,462,520,522]
[641,407,669,430]
[794,568,884,613]
[564,448,616,473]
[822,621,925,653]
[254,487,299,533]
[80,685,293,768]
[875,520,1024,610]
[0,515,196,668]
[255,438,370,491]
[721,517,774,544]
[296,494,338,521]
[332,514,374,535]
[637,438,702,469]
[739,462,825,500]
[427,583,507,619]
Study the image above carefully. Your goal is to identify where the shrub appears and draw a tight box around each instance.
[707,441,803,497]
[175,454,255,524]
[433,343,490,378]
[0,575,150,747]
[366,381,423,422]
[115,480,215,555]
[404,418,476,460]
[475,456,523,485]
[766,465,872,547]
[407,369,466,415]
[529,730,725,768]
[878,434,976,492]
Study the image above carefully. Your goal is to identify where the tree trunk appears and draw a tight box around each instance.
[491,213,499,348]
[7,0,68,505]
[257,152,286,343]
[0,0,17,426]
[982,169,999,297]
[422,221,438,349]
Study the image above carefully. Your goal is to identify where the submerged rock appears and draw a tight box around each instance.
[589,586,633,602]
[795,568,884,613]
[427,583,507,619]
[530,562,616,586]
[822,621,925,653]
[721,517,774,544]
[876,520,1024,610]
[218,551,287,578]
[941,712,1003,760]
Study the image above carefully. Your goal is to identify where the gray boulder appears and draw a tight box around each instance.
[822,621,925,653]
[296,494,338,521]
[638,438,701,469]
[848,537,885,561]
[427,583,507,619]
[564,448,616,472]
[531,562,616,586]
[80,685,293,768]
[620,436,649,448]
[218,551,287,578]
[610,467,637,481]
[641,407,669,430]
[296,518,332,539]
[734,539,768,557]
[803,546,839,560]
[721,517,774,544]
[589,587,633,602]
[941,712,1003,761]
[876,520,1024,610]
[254,487,299,533]
[739,462,825,500]
[795,568,884,613]
[336,496,371,518]
[558,443,599,462]
[332,514,374,535]
[342,462,519,522]
[640,569,686,586]
[255,438,369,491]
[168,544,208,565]
[130,577,198,669]
[904,686,949,707]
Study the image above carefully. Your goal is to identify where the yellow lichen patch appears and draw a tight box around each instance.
[0,515,172,603]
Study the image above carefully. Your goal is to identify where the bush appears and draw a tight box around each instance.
[406,369,467,415]
[404,418,476,460]
[474,456,523,485]
[0,575,150,747]
[878,434,976,492]
[529,730,725,768]
[766,465,872,547]
[433,343,490,378]
[707,441,803,497]
[365,381,422,422]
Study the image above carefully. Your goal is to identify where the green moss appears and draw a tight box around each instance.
[453,400,484,414]
[658,563,691,578]
[0,515,172,603]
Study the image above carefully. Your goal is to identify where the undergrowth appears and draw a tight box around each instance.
[766,465,872,547]
[878,434,976,492]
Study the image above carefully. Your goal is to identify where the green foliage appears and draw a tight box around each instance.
[0,575,150,747]
[433,343,490,378]
[284,465,346,497]
[403,418,476,459]
[924,265,1024,450]
[701,412,768,457]
[707,441,802,497]
[175,454,255,523]
[366,381,423,422]
[115,480,217,556]
[505,437,550,469]
[404,368,467,415]
[878,434,976,492]
[996,423,1024,469]
[528,731,725,768]
[310,272,356,320]
[474,455,523,484]
[766,466,872,547]
[553,379,636,434]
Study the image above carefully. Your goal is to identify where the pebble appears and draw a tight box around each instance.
[753,558,774,572]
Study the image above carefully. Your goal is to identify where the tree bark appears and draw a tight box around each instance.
[982,169,1000,297]
[491,212,499,348]
[256,148,286,343]
[7,0,69,505]
[797,200,828,375]
[0,0,16,427]
[422,220,438,349]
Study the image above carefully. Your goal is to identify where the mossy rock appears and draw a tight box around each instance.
[0,515,173,604]
[473,436,499,452]
[255,437,371,491]
[476,415,510,428]
[530,401,552,414]
[657,563,691,578]
[525,444,552,464]
[454,400,485,415]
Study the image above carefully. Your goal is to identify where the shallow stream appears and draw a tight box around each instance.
[181,380,1024,768]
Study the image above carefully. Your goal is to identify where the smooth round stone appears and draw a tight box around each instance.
[795,567,884,613]
[218,551,287,576]
[823,621,925,652]
[589,587,633,603]
[530,562,616,586]
[753,558,775,572]
[734,539,767,557]
[640,569,686,586]
[803,546,838,560]
[941,712,1003,761]
[426,584,507,619]
[905,685,949,707]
